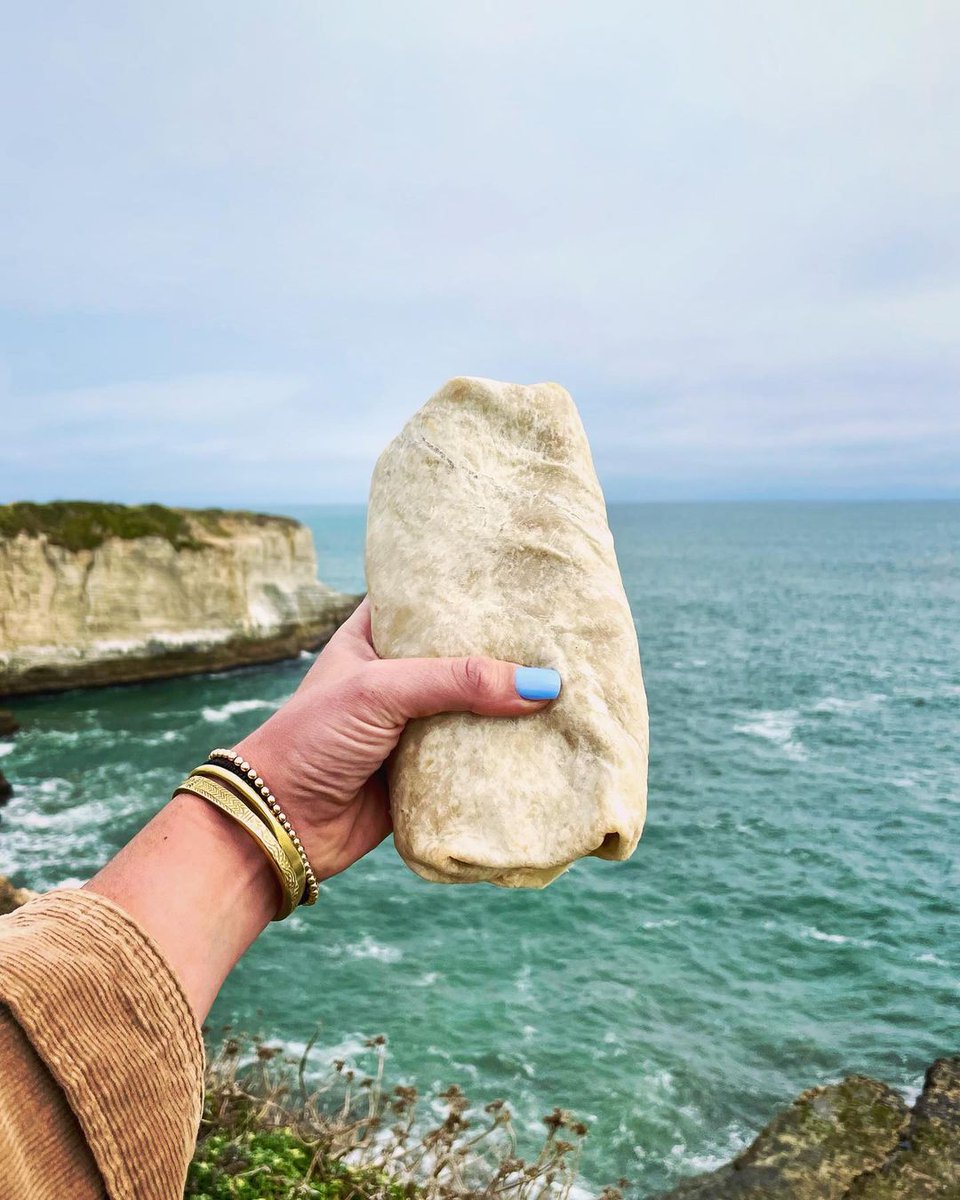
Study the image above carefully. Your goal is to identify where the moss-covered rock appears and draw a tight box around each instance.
[657,1077,909,1199]
[846,1057,960,1198]
[0,874,37,915]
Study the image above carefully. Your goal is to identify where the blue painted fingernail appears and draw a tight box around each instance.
[515,666,562,701]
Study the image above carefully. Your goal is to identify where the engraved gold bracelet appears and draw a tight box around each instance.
[175,774,300,920]
[208,748,319,906]
[191,763,306,903]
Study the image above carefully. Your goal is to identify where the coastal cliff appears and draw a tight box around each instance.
[0,502,360,696]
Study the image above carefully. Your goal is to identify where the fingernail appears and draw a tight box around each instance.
[514,666,562,701]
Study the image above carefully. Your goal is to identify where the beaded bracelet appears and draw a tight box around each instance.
[208,748,319,906]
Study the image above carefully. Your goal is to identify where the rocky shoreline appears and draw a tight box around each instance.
[0,501,360,697]
[656,1060,960,1198]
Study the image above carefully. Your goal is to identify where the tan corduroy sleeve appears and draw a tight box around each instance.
[0,888,205,1200]
[0,1007,103,1199]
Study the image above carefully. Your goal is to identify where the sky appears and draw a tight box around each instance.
[1,1,958,504]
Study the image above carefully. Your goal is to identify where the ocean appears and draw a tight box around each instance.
[2,501,958,1195]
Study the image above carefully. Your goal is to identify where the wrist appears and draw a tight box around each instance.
[231,722,307,827]
[85,790,279,1022]
[171,790,281,919]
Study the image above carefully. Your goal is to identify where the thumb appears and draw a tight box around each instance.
[358,656,562,723]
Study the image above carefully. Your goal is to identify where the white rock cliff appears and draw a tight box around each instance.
[0,506,358,695]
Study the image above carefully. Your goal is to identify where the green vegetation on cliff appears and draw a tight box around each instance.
[0,501,298,552]
[193,1034,960,1200]
[187,1033,595,1200]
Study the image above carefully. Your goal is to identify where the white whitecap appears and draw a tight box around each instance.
[347,936,403,964]
[201,698,281,723]
[735,710,807,761]
[800,926,876,949]
[515,962,533,996]
[679,1124,751,1173]
[916,951,948,967]
[813,694,886,714]
[899,1077,925,1107]
[0,742,14,759]
[139,729,183,746]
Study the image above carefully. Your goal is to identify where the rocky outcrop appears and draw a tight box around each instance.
[657,1059,960,1199]
[0,874,37,916]
[0,502,360,696]
[367,377,647,888]
[0,708,17,804]
[847,1058,960,1198]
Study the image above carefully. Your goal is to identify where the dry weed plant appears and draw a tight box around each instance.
[189,1029,627,1200]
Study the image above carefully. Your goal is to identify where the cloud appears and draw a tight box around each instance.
[0,1,958,501]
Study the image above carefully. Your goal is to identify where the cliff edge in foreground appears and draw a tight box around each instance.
[0,501,360,696]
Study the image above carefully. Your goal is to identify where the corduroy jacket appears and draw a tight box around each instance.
[0,889,204,1199]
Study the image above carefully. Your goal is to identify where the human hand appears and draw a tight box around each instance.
[233,598,561,884]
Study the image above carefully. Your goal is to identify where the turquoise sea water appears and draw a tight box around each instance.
[2,502,958,1195]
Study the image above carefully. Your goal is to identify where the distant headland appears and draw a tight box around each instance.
[0,501,360,697]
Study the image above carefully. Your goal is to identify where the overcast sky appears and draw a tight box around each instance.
[1,2,958,503]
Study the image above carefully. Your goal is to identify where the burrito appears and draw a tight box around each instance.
[366,376,648,888]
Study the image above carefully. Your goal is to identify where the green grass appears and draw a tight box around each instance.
[0,501,298,552]
[187,1126,408,1200]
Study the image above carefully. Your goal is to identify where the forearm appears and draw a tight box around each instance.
[84,790,277,1023]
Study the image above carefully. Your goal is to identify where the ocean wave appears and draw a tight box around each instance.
[9,788,146,834]
[799,926,876,950]
[915,951,949,967]
[315,935,404,964]
[677,1123,751,1174]
[515,963,534,996]
[32,729,85,746]
[812,693,886,714]
[734,710,807,761]
[309,937,404,965]
[138,729,181,746]
[900,1076,926,1107]
[248,1034,374,1073]
[0,742,14,758]
[201,698,281,723]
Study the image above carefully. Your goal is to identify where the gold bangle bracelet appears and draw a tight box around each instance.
[175,774,300,920]
[208,748,319,906]
[191,763,306,903]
